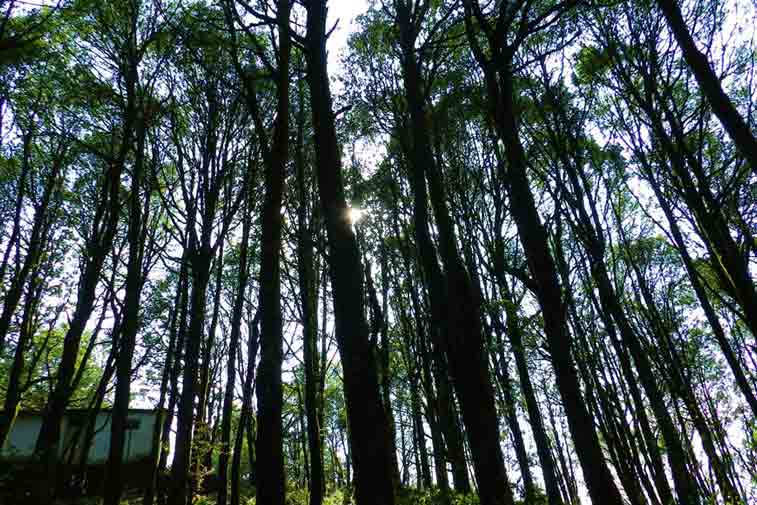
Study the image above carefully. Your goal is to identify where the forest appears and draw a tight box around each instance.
[0,0,756,504]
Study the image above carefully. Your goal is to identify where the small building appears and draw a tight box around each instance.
[0,408,165,498]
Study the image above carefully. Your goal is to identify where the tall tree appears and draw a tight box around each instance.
[390,2,516,503]
[236,0,293,504]
[303,1,397,504]
[460,1,625,503]
[655,0,757,175]
[167,10,246,502]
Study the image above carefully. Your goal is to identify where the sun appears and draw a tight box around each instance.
[348,207,366,225]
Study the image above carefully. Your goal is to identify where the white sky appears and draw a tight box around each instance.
[327,0,370,68]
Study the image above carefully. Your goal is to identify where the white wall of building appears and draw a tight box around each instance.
[0,410,160,464]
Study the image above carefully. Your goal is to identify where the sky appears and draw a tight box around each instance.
[327,0,370,67]
[326,0,371,103]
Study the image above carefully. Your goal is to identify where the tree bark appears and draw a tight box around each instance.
[304,3,397,504]
[296,82,325,505]
[254,2,291,503]
[104,111,149,505]
[395,6,514,502]
[231,314,260,505]
[218,171,252,505]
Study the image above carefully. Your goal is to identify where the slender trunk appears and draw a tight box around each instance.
[606,35,757,340]
[656,0,757,175]
[496,269,564,505]
[254,1,291,502]
[396,7,512,501]
[296,82,325,505]
[0,127,32,302]
[169,75,226,505]
[0,129,59,353]
[389,177,458,494]
[144,267,182,505]
[35,162,123,495]
[0,267,45,446]
[35,43,135,493]
[305,3,396,504]
[637,150,757,418]
[625,234,742,504]
[410,367,432,489]
[491,323,535,501]
[479,51,622,504]
[218,177,252,505]
[546,110,699,504]
[104,108,148,505]
[246,414,257,488]
[231,315,260,505]
[169,248,212,505]
[365,244,402,490]
[157,253,190,505]
[193,243,225,494]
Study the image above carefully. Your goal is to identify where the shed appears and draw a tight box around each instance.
[0,409,162,464]
[0,408,165,497]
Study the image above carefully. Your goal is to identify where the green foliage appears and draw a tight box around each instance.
[242,488,346,505]
[574,45,612,85]
[193,495,218,505]
[691,256,730,299]
[240,487,482,505]
[0,327,104,409]
[0,10,53,67]
[395,488,479,505]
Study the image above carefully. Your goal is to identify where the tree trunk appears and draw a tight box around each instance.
[144,254,185,505]
[0,266,45,447]
[656,0,757,175]
[491,323,535,501]
[254,2,291,503]
[169,247,213,505]
[231,314,260,505]
[460,18,623,498]
[296,81,325,505]
[396,6,514,501]
[35,142,125,499]
[0,132,62,354]
[306,0,395,505]
[218,172,252,505]
[304,3,397,504]
[495,269,564,505]
[104,116,149,505]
